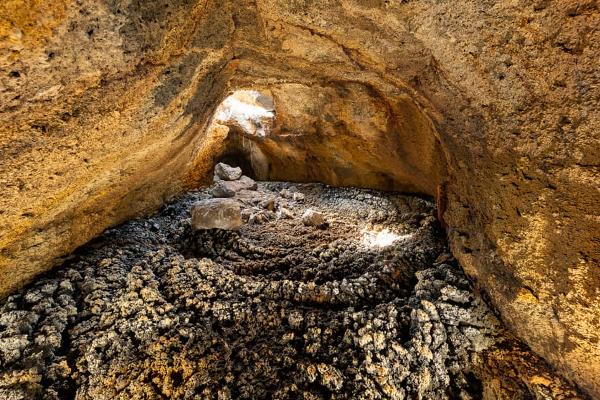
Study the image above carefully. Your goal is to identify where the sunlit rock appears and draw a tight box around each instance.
[302,209,327,228]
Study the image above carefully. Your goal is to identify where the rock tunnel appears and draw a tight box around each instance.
[0,0,599,398]
[198,86,447,195]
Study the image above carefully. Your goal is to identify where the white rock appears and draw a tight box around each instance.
[280,187,304,201]
[279,188,293,199]
[191,199,243,230]
[214,162,242,181]
[277,207,294,219]
[302,209,327,228]
[292,192,305,201]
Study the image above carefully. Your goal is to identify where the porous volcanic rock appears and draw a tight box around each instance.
[0,0,598,395]
[0,183,583,399]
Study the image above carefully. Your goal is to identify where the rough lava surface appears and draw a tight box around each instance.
[0,0,599,396]
[0,183,583,399]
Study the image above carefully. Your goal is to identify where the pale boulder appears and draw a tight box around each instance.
[191,199,243,230]
[214,163,243,181]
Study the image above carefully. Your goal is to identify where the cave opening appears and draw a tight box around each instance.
[204,89,276,181]
[202,83,449,199]
[212,89,275,139]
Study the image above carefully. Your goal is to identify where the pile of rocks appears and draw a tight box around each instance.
[192,163,327,230]
[211,163,257,198]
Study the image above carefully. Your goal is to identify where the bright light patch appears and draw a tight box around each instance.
[214,90,274,138]
[361,228,412,248]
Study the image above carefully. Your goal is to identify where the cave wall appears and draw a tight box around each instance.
[0,0,598,396]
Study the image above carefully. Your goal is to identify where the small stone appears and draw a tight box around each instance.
[302,209,327,228]
[279,189,293,199]
[248,210,275,224]
[0,335,29,364]
[253,213,265,224]
[211,181,236,198]
[277,207,294,219]
[191,199,243,230]
[248,213,258,224]
[281,187,304,201]
[288,311,304,329]
[292,192,305,201]
[214,162,242,181]
[259,197,276,211]
[241,209,253,221]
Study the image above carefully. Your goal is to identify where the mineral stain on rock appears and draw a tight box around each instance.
[0,182,582,399]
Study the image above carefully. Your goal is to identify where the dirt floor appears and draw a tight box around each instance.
[0,182,584,399]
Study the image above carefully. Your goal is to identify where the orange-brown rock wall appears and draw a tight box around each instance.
[1,0,598,396]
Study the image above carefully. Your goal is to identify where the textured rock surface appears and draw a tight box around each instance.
[0,0,598,395]
[191,199,243,230]
[214,163,242,181]
[302,209,327,228]
[0,183,582,399]
[210,181,236,198]
[211,176,259,198]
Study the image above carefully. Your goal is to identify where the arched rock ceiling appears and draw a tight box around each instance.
[0,0,598,396]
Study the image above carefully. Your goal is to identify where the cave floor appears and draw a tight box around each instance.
[0,183,584,399]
